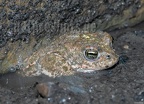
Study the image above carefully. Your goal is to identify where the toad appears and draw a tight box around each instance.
[0,31,119,77]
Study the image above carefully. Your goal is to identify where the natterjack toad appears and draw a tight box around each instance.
[0,31,118,77]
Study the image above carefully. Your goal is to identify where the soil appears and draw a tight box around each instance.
[0,22,144,104]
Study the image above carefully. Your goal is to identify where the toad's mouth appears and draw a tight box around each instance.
[75,58,119,73]
[76,68,96,73]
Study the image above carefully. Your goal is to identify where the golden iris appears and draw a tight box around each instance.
[84,49,98,60]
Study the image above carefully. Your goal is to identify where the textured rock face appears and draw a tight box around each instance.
[0,0,144,47]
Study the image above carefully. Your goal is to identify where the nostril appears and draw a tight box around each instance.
[106,55,111,59]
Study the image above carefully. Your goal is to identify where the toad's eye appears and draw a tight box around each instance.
[84,49,98,61]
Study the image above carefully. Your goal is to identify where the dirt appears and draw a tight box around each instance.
[0,22,143,104]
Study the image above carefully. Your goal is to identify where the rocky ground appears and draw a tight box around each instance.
[0,22,144,104]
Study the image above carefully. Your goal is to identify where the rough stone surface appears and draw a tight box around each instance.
[0,0,144,47]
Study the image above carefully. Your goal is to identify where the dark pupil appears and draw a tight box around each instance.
[85,49,98,60]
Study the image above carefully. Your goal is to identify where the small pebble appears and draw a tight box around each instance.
[123,45,129,49]
[35,82,54,98]
[36,83,49,98]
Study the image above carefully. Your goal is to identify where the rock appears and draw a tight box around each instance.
[35,82,54,98]
[36,83,49,98]
[123,45,129,49]
[0,0,143,48]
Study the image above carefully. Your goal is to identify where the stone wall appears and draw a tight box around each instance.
[0,0,144,47]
